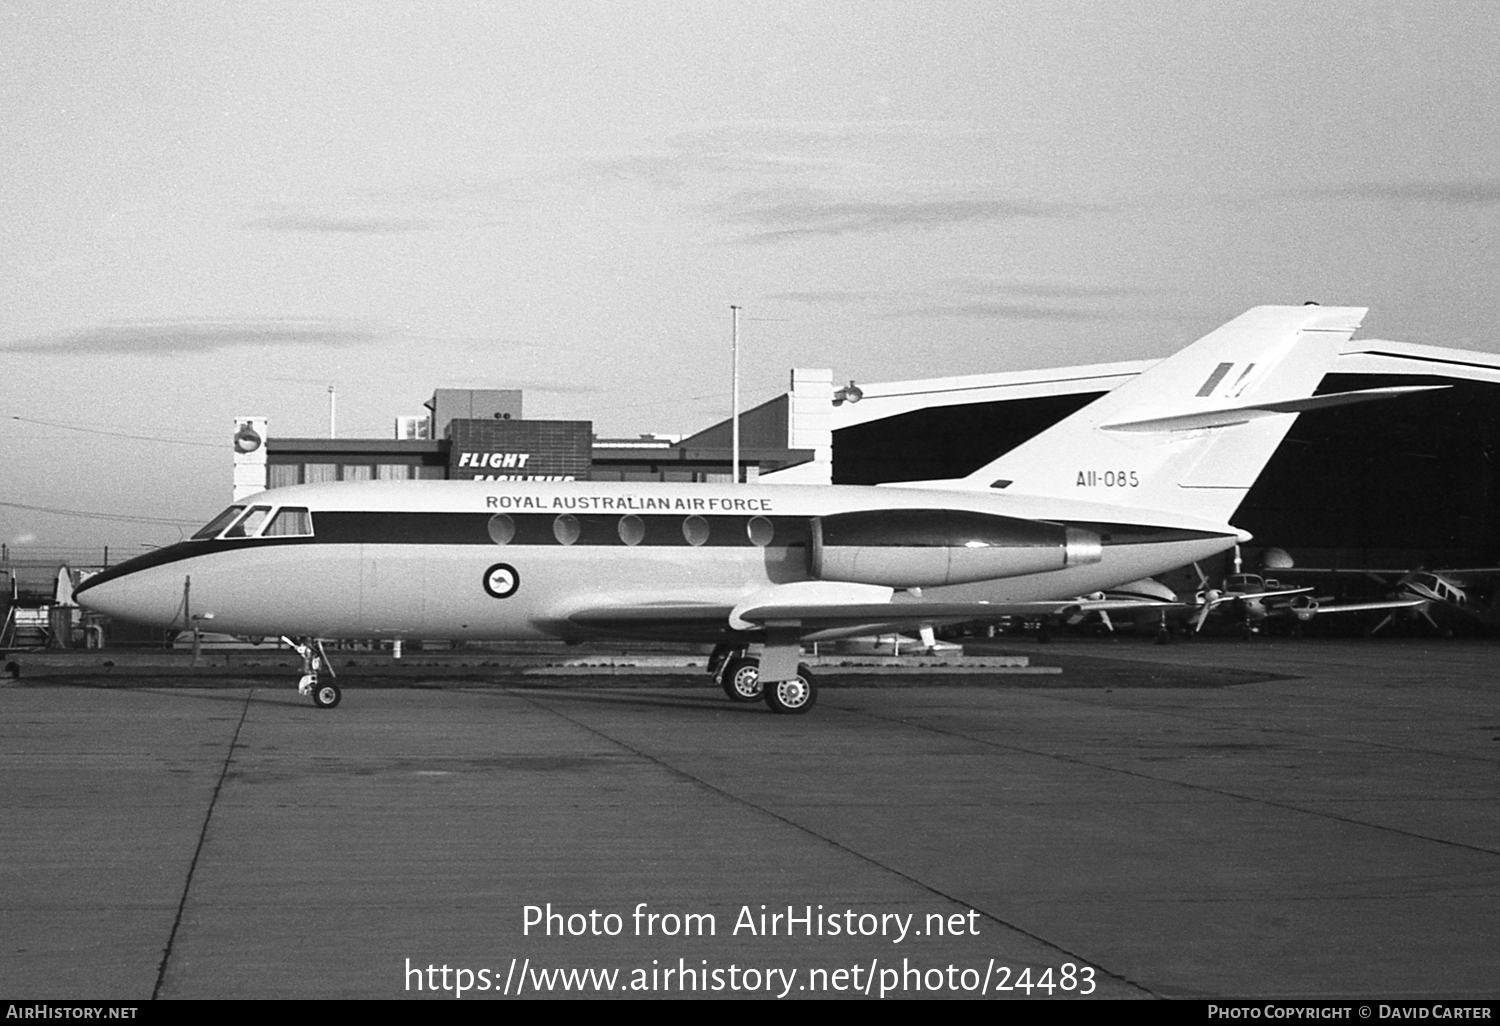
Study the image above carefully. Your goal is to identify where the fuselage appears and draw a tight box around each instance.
[75,479,1245,643]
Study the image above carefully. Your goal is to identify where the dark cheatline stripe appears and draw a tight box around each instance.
[314,512,815,548]
[73,536,318,595]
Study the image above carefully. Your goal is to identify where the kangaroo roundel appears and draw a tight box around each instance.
[482,563,520,599]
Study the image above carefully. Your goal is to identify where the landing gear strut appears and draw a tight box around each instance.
[707,644,816,713]
[284,636,340,709]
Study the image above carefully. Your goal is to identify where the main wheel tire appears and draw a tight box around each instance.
[721,657,763,702]
[312,682,342,709]
[763,665,816,714]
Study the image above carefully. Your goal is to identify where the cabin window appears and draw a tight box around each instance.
[488,513,516,545]
[225,506,272,538]
[618,515,645,546]
[747,516,774,547]
[192,506,245,540]
[683,515,709,547]
[554,514,581,545]
[263,507,313,537]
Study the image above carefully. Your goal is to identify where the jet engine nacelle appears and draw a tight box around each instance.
[809,509,1103,588]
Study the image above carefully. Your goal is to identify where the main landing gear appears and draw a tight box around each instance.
[284,637,340,709]
[708,645,817,714]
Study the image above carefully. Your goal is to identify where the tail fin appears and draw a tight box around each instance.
[954,306,1369,523]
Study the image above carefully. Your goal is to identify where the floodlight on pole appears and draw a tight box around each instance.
[730,305,741,485]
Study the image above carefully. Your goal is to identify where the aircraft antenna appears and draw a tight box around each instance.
[730,305,741,485]
[328,384,337,439]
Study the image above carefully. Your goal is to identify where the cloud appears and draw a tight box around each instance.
[725,194,1097,243]
[761,279,1167,318]
[1295,180,1500,205]
[943,278,1168,300]
[883,302,1127,322]
[580,119,989,191]
[760,289,898,305]
[245,212,438,234]
[3,318,378,355]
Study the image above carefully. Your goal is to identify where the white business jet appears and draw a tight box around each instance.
[75,306,1438,713]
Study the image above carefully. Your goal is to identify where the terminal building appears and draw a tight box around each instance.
[227,333,1500,576]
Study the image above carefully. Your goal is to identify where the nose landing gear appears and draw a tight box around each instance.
[284,637,341,709]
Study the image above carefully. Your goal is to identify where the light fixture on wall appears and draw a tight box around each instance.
[832,380,863,406]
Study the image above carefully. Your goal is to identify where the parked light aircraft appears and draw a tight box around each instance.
[1010,578,1181,643]
[75,306,1440,712]
[1283,567,1500,635]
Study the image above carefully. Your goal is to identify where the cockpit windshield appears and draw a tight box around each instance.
[191,504,315,540]
[192,506,245,540]
[225,506,272,538]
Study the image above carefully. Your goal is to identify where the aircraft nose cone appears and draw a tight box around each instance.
[74,566,186,628]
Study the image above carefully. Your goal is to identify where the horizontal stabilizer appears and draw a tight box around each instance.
[1101,385,1447,433]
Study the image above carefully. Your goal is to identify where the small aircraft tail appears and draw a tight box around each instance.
[943,306,1379,524]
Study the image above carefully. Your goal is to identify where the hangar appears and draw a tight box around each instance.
[752,335,1500,573]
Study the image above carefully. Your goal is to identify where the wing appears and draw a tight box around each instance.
[1072,598,1185,613]
[1217,586,1314,605]
[564,585,1091,640]
[1299,597,1428,616]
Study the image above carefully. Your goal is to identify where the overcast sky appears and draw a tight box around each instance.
[5,0,1500,553]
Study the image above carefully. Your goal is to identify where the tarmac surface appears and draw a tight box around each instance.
[2,637,1497,1000]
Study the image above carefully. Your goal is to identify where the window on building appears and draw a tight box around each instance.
[303,464,337,483]
[342,465,372,482]
[268,464,300,489]
[377,464,412,480]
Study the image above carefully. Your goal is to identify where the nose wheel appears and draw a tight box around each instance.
[285,636,341,709]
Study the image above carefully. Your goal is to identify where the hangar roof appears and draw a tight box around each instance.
[827,338,1500,430]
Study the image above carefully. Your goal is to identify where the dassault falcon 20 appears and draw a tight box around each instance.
[76,305,1438,713]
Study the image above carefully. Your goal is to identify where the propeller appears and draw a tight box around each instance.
[1191,563,1218,633]
[1193,594,1218,633]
